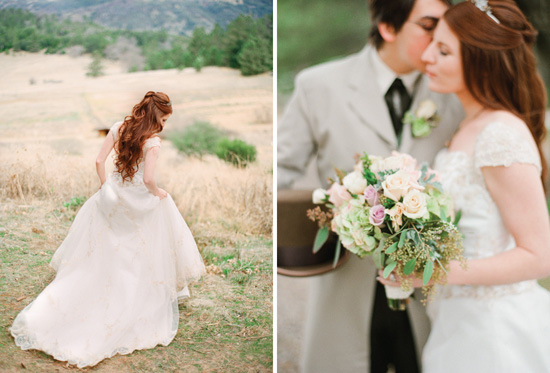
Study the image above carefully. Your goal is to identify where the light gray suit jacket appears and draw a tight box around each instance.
[277,45,464,372]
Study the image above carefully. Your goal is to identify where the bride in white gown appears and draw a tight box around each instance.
[378,1,550,372]
[10,91,205,368]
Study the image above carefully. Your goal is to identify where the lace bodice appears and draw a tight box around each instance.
[109,121,161,186]
[433,122,541,298]
[435,122,541,259]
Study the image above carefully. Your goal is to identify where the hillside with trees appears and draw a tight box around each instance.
[0,0,272,36]
[0,7,272,76]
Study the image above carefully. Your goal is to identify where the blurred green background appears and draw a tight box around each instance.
[277,0,550,111]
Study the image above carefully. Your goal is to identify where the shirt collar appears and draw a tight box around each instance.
[369,48,421,96]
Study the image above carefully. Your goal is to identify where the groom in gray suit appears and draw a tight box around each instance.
[278,0,463,372]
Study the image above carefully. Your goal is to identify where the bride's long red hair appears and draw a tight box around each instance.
[444,0,548,190]
[115,91,172,182]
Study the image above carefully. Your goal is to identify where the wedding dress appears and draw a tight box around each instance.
[423,122,550,372]
[10,121,206,368]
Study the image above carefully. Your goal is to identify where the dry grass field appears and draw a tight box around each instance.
[0,51,273,372]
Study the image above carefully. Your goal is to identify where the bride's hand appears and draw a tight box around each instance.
[376,270,425,288]
[156,188,168,200]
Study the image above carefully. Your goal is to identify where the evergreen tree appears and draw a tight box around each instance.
[237,36,271,76]
[86,53,104,77]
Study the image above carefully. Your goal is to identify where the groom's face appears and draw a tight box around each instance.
[392,0,449,73]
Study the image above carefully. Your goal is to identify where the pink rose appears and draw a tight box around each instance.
[328,182,352,207]
[408,169,425,191]
[425,168,440,182]
[386,202,405,230]
[369,204,385,226]
[363,185,379,207]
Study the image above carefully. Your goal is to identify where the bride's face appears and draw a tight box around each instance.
[160,113,171,128]
[421,19,466,95]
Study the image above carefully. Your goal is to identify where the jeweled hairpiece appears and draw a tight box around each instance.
[469,0,500,24]
[164,101,172,106]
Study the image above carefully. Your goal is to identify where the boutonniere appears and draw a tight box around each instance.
[403,100,440,138]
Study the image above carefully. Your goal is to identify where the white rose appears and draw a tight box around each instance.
[381,170,411,201]
[415,100,437,119]
[343,171,367,194]
[402,189,428,219]
[312,188,328,204]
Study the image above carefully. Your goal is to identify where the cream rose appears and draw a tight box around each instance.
[312,188,328,204]
[402,189,428,219]
[381,170,411,201]
[353,160,364,173]
[415,99,437,119]
[372,152,417,174]
[343,171,367,194]
[386,202,405,230]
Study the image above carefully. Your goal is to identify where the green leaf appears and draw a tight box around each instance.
[374,226,383,240]
[332,239,341,268]
[373,248,385,270]
[383,261,398,278]
[411,230,420,246]
[423,261,434,285]
[404,258,417,276]
[398,230,407,248]
[440,206,448,222]
[313,226,329,253]
[386,242,398,254]
[453,210,462,226]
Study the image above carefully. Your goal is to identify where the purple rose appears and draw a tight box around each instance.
[369,205,385,226]
[364,185,379,207]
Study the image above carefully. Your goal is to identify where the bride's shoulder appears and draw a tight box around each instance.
[476,111,536,148]
[473,111,540,170]
[145,135,162,149]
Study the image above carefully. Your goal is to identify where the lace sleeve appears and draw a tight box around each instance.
[145,136,161,151]
[109,121,123,141]
[474,122,541,172]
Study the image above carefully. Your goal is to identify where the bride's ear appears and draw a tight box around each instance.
[378,23,397,43]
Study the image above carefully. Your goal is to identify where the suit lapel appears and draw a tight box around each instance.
[347,46,398,149]
[399,74,427,154]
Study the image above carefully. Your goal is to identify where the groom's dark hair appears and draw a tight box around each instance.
[368,0,453,49]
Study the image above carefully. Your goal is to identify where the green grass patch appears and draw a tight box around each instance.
[0,204,272,371]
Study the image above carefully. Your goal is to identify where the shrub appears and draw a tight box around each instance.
[167,121,225,159]
[215,138,257,168]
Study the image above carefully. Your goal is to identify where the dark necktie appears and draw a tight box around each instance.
[384,78,412,139]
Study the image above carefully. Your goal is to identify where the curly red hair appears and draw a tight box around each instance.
[115,91,172,182]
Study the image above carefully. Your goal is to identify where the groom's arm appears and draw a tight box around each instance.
[277,73,318,189]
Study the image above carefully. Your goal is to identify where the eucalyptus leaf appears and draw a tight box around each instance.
[453,210,462,226]
[412,231,420,245]
[383,261,398,278]
[332,239,341,268]
[386,242,398,254]
[440,207,448,222]
[373,248,385,269]
[398,230,407,248]
[404,258,417,276]
[313,226,329,253]
[423,261,434,285]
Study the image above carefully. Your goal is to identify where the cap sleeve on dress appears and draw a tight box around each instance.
[145,136,161,151]
[110,121,123,141]
[474,122,541,173]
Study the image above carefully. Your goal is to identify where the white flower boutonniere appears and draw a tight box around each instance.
[403,100,440,138]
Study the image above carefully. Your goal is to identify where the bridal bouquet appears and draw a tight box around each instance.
[308,151,464,310]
